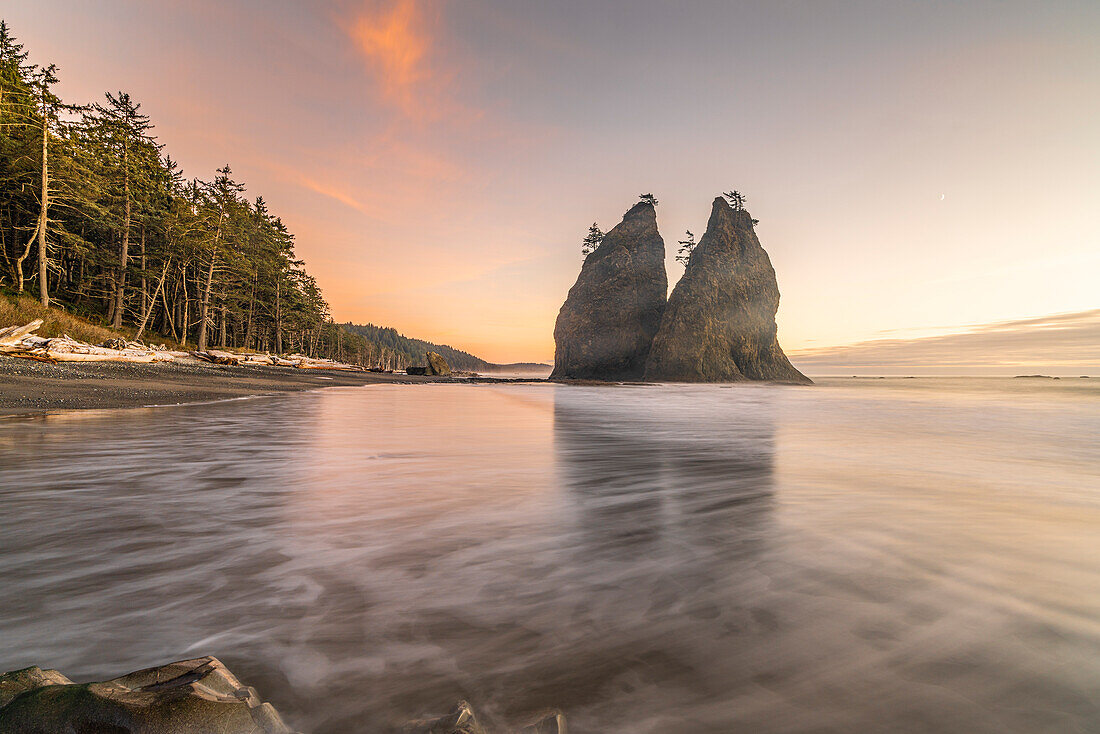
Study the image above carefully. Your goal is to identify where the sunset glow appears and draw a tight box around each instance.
[11,0,1097,369]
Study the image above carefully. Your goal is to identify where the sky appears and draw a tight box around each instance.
[6,0,1099,371]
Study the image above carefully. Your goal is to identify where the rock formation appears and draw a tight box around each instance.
[644,197,810,384]
[551,201,667,380]
[0,657,296,734]
[425,351,451,376]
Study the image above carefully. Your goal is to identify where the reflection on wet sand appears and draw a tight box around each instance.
[1,381,1098,733]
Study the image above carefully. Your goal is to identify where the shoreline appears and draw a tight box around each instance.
[0,357,546,417]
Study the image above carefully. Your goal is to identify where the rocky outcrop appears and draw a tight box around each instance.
[0,657,295,734]
[551,202,667,381]
[425,351,451,376]
[644,197,810,384]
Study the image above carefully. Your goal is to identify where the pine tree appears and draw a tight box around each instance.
[196,165,244,350]
[723,190,746,210]
[0,20,395,366]
[581,222,603,257]
[676,230,696,266]
[639,193,658,207]
[92,91,157,326]
[0,21,39,293]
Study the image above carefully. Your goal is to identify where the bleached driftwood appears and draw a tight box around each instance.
[189,349,240,366]
[192,348,361,371]
[2,320,364,371]
[0,321,174,363]
[294,359,361,371]
[0,319,45,350]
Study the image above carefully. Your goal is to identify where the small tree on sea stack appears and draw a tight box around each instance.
[676,230,696,266]
[723,190,746,210]
[581,222,604,257]
[639,193,658,207]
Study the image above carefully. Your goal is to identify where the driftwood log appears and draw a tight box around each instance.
[2,321,364,371]
[0,321,173,364]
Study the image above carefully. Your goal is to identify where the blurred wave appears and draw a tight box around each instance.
[1,379,1098,732]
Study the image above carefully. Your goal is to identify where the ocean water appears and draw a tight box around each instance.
[1,378,1098,733]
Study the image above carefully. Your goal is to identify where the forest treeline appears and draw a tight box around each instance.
[0,20,448,370]
[342,323,499,372]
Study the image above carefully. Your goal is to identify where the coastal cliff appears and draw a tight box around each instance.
[644,197,810,384]
[551,202,667,380]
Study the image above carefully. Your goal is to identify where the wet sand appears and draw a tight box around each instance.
[0,357,536,416]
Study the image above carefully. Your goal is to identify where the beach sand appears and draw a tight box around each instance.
[0,357,475,416]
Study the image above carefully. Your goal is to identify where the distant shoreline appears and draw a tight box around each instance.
[0,358,546,417]
[5,364,1092,418]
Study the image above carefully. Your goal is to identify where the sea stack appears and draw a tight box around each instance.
[551,201,667,380]
[645,197,811,384]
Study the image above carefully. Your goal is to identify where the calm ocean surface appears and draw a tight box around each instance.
[1,379,1099,733]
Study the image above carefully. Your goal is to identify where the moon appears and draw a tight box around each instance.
[940,193,945,200]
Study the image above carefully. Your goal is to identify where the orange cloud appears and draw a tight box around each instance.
[346,0,439,117]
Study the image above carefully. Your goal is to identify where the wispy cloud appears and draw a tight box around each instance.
[790,309,1100,375]
[343,0,471,121]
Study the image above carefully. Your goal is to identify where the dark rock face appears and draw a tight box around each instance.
[0,657,294,734]
[645,197,810,384]
[551,202,667,380]
[425,351,451,376]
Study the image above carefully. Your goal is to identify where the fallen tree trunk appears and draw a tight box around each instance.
[189,349,240,366]
[294,360,361,371]
[0,321,174,363]
[0,320,45,350]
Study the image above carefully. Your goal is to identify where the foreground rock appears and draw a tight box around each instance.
[645,197,811,384]
[551,201,667,381]
[0,657,296,734]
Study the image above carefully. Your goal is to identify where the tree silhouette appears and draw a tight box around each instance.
[638,193,658,207]
[676,230,696,266]
[581,222,603,257]
[723,190,746,210]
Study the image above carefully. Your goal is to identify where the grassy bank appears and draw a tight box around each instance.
[0,291,179,347]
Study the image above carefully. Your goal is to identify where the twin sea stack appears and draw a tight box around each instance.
[550,202,667,381]
[552,196,811,385]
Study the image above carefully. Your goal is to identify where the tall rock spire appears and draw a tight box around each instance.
[551,201,667,381]
[645,197,810,384]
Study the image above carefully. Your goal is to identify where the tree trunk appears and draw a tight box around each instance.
[112,141,130,328]
[139,226,147,316]
[14,218,38,293]
[163,270,179,342]
[196,212,222,351]
[244,280,256,349]
[180,263,189,346]
[37,105,49,307]
[274,279,283,354]
[218,298,227,348]
[135,259,169,341]
[196,254,216,350]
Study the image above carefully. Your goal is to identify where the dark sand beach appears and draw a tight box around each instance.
[0,358,515,416]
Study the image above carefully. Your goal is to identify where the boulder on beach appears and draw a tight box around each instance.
[644,197,811,384]
[425,351,451,376]
[0,656,295,734]
[551,201,667,381]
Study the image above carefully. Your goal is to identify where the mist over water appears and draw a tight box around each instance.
[1,379,1099,733]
